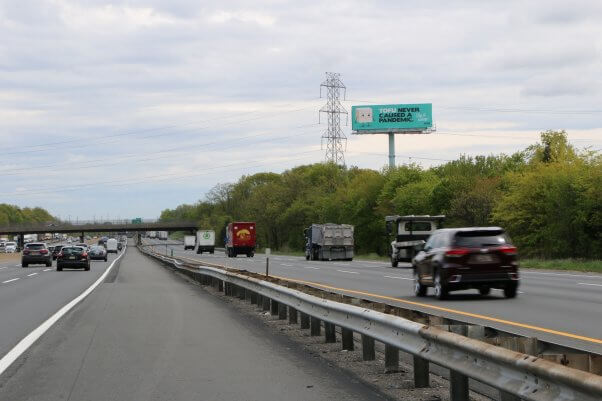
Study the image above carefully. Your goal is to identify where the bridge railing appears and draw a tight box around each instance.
[0,220,197,235]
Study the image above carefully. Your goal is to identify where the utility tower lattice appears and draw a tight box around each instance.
[319,72,348,165]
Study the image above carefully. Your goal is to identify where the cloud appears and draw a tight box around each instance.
[0,0,601,218]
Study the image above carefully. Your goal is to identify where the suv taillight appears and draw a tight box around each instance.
[57,252,63,258]
[445,248,470,257]
[498,246,517,255]
[81,252,88,258]
[40,249,49,254]
[23,249,30,255]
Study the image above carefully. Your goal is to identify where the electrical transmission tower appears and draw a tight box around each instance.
[319,72,348,165]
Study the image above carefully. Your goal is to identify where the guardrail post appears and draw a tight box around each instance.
[224,282,230,296]
[499,391,521,401]
[218,280,223,292]
[270,300,279,316]
[238,287,246,300]
[245,289,252,302]
[361,335,375,361]
[278,304,287,320]
[413,355,429,388]
[300,313,310,329]
[251,292,258,305]
[449,370,469,401]
[324,322,336,343]
[384,345,399,373]
[288,307,298,324]
[262,297,271,311]
[342,328,354,350]
[310,317,321,336]
[256,294,263,307]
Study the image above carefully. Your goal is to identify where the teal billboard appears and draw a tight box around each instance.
[352,103,432,132]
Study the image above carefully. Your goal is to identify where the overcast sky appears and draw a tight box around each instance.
[1,0,601,221]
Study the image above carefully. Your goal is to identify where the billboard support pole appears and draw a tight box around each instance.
[388,132,395,169]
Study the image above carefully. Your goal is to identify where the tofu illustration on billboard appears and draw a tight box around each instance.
[355,107,373,123]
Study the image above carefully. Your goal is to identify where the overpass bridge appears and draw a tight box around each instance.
[0,220,198,247]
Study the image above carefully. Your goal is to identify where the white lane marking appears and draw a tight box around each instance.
[0,267,7,270]
[14,264,21,267]
[43,268,52,271]
[27,273,38,277]
[521,271,602,280]
[304,266,320,270]
[383,275,413,280]
[281,263,294,267]
[577,282,602,287]
[337,269,359,274]
[0,245,127,376]
[2,278,19,284]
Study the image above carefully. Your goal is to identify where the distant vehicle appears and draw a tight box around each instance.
[57,246,90,271]
[24,234,37,243]
[412,227,520,300]
[386,215,445,267]
[184,235,196,250]
[4,242,17,253]
[157,231,168,240]
[304,223,354,261]
[106,238,118,253]
[98,236,108,247]
[76,243,90,251]
[196,230,215,254]
[22,243,52,267]
[0,242,5,253]
[52,244,65,260]
[89,245,108,261]
[117,241,123,251]
[148,231,157,239]
[225,222,256,258]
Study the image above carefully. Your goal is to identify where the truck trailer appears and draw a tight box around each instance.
[225,222,256,258]
[304,223,354,261]
[196,230,215,254]
[386,215,445,267]
[157,231,168,240]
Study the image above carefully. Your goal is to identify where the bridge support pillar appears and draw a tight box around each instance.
[80,232,84,243]
[18,234,24,251]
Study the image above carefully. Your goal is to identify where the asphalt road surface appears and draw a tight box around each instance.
[0,245,385,401]
[146,239,602,354]
[0,251,121,360]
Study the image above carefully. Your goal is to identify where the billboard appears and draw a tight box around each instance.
[352,103,432,132]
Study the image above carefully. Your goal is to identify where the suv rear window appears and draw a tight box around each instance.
[25,244,45,250]
[454,231,510,247]
[62,247,83,255]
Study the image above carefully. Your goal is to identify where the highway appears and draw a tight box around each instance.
[0,244,385,401]
[0,252,121,361]
[147,239,602,355]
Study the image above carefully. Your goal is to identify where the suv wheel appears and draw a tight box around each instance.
[433,270,448,300]
[479,287,491,296]
[504,284,517,298]
[413,270,427,297]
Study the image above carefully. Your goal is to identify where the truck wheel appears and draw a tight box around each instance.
[391,255,398,268]
[434,270,448,300]
[22,263,28,268]
[210,250,214,254]
[305,253,310,260]
[504,284,518,298]
[414,270,427,297]
[57,266,62,271]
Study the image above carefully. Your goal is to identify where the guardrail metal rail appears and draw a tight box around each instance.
[138,243,602,401]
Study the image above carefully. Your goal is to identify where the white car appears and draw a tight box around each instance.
[4,242,17,253]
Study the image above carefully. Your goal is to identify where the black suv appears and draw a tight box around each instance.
[412,227,519,299]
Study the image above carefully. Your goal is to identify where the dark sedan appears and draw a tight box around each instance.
[412,227,519,299]
[89,245,108,261]
[57,246,90,271]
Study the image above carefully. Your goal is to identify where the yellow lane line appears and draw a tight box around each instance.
[176,254,602,345]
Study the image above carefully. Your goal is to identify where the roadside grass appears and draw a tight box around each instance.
[0,253,20,262]
[520,258,602,273]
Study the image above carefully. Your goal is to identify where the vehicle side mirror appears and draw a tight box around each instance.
[385,221,393,235]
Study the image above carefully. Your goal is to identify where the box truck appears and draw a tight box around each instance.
[196,230,215,254]
[157,231,168,240]
[184,235,196,250]
[386,215,445,267]
[225,222,256,258]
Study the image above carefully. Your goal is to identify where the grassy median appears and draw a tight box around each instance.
[520,258,602,273]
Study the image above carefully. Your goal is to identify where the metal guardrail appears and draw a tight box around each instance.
[139,245,602,401]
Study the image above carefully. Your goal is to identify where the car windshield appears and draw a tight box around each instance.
[90,246,103,251]
[62,247,84,255]
[26,244,45,250]
[454,231,510,247]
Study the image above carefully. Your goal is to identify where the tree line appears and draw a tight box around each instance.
[160,131,601,259]
[0,204,56,228]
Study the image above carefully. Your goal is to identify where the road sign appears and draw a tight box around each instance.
[351,103,432,132]
[131,218,142,224]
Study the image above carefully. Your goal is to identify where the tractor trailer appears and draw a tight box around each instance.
[304,223,354,261]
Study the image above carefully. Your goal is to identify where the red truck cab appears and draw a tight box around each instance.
[226,222,257,258]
